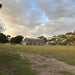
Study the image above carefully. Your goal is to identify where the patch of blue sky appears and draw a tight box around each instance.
[39,15,48,23]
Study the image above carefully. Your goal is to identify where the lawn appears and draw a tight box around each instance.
[1,44,75,65]
[0,43,75,75]
[0,52,36,75]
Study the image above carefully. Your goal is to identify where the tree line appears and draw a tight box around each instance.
[0,31,75,45]
[0,33,47,44]
[0,33,23,44]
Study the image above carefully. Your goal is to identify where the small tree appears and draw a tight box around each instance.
[37,36,48,44]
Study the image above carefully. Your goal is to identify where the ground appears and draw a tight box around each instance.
[0,44,75,75]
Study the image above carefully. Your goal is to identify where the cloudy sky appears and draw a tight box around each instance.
[0,0,75,38]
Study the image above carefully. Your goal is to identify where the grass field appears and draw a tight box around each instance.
[0,43,75,75]
[60,71,75,75]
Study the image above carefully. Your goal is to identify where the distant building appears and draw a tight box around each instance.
[21,38,44,45]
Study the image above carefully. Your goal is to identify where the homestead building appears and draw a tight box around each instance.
[21,38,44,45]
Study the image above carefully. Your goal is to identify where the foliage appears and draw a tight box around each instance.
[10,36,23,44]
[57,41,67,45]
[66,36,75,45]
[65,32,73,36]
[37,36,48,43]
[50,30,75,45]
[0,33,8,43]
[49,37,56,41]
[0,3,2,9]
[57,35,66,38]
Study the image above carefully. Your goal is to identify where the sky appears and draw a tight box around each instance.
[0,0,75,38]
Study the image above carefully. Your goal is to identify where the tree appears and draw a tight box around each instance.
[10,35,23,44]
[0,3,2,9]
[0,33,8,43]
[65,32,73,36]
[66,35,75,45]
[37,36,48,44]
[57,35,66,38]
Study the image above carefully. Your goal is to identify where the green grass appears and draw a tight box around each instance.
[0,44,75,65]
[60,71,75,75]
[0,51,36,75]
[0,44,75,66]
[0,43,75,74]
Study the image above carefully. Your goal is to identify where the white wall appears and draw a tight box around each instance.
[23,42,26,45]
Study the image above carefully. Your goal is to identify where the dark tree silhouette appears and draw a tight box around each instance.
[10,36,23,44]
[0,33,8,43]
[0,3,2,9]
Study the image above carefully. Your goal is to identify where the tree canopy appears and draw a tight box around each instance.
[0,33,8,43]
[10,35,23,44]
[37,36,48,44]
[0,3,2,9]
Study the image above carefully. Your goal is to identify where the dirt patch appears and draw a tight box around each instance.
[17,52,75,75]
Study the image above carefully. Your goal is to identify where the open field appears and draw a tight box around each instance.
[0,44,75,75]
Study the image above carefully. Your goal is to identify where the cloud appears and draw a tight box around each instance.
[0,0,75,37]
[0,21,5,33]
[28,17,75,37]
[40,0,75,19]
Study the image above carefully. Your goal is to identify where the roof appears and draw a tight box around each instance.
[25,38,44,42]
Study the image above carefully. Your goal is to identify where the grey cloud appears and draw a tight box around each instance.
[0,21,5,33]
[0,0,75,37]
[38,0,75,19]
[29,18,75,37]
[1,0,43,28]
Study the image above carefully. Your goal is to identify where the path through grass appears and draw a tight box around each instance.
[0,44,75,75]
